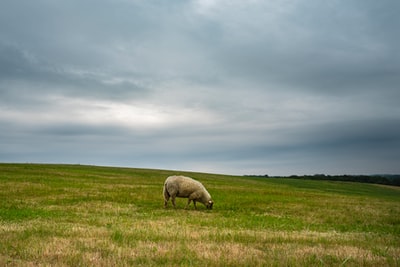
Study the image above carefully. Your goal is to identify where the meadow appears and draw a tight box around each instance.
[0,163,399,266]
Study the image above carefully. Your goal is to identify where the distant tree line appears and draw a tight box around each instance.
[245,174,400,186]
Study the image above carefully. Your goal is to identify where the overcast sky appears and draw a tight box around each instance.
[1,0,399,176]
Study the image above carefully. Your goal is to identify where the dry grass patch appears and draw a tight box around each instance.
[194,241,265,265]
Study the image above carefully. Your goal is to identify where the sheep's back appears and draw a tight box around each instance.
[166,176,206,196]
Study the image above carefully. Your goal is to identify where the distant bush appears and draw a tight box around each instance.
[245,174,400,186]
[301,174,400,186]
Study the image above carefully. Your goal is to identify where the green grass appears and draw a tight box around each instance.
[0,163,399,266]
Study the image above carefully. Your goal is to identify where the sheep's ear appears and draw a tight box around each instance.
[209,200,213,204]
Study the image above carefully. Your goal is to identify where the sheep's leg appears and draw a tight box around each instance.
[163,188,170,208]
[171,196,177,208]
[185,199,191,209]
[164,193,170,208]
[193,200,197,210]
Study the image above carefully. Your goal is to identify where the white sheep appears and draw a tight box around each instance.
[163,175,213,209]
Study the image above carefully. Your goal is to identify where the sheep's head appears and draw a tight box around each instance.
[206,200,214,209]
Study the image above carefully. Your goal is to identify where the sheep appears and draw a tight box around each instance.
[163,175,213,209]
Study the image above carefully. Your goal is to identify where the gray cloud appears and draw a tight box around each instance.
[0,0,399,175]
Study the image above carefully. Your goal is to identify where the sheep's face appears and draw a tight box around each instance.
[206,200,214,209]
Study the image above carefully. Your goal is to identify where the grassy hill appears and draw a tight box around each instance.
[0,163,399,266]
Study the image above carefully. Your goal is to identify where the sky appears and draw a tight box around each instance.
[1,0,399,176]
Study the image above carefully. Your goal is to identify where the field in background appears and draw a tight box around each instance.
[0,163,399,266]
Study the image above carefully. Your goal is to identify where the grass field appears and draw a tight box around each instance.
[0,163,399,266]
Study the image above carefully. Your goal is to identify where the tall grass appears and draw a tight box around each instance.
[0,163,399,266]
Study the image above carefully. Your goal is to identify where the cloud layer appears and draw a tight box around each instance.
[1,0,399,175]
